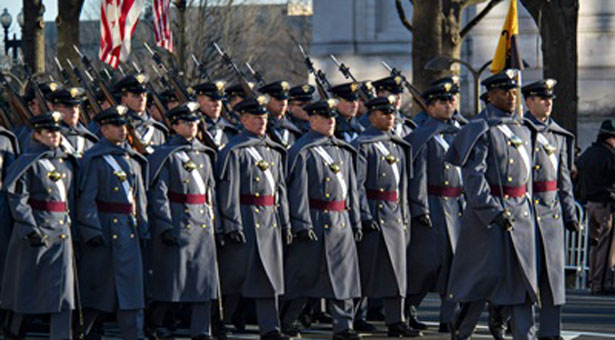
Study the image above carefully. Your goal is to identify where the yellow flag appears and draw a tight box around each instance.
[490,0,523,73]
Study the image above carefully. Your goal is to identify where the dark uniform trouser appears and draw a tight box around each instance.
[150,302,212,336]
[587,201,615,294]
[10,310,72,340]
[83,308,144,340]
[407,292,455,324]
[452,300,535,340]
[536,229,561,337]
[282,298,354,333]
[225,295,280,334]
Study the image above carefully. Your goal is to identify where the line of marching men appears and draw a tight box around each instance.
[0,67,579,340]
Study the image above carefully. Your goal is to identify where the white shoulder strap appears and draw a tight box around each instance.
[313,145,348,199]
[536,132,558,172]
[39,159,67,201]
[175,151,206,194]
[245,146,276,195]
[496,124,531,180]
[103,155,134,204]
[373,141,401,187]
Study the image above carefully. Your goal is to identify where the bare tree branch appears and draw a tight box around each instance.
[460,0,504,39]
[395,0,414,32]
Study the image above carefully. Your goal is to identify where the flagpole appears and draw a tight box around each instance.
[516,70,523,118]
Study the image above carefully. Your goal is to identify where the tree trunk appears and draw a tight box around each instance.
[23,0,45,74]
[57,0,85,72]
[521,0,579,136]
[174,0,187,74]
[412,1,445,101]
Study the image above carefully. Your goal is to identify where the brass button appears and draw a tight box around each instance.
[325,193,330,198]
[58,159,64,163]
[445,164,450,170]
[256,223,260,228]
[507,177,512,182]
[380,188,384,192]
[113,187,120,192]
[524,211,529,216]
[379,204,384,209]
[124,154,130,159]
[553,214,559,219]
[112,234,118,239]
[340,223,345,228]
[48,188,53,193]
[186,224,192,229]
[381,156,385,161]
[324,209,329,213]
[201,224,207,229]
[325,177,331,182]
[535,200,539,204]
[59,234,67,239]
[509,159,514,164]
[59,220,64,225]
[113,218,118,224]
[273,223,277,228]
[324,224,329,229]
[535,165,540,170]
[380,219,385,224]
[195,151,200,154]
[199,209,205,214]
[537,216,541,221]
[200,164,204,168]
[535,147,540,152]
[183,179,190,184]
[255,177,261,182]
[397,218,402,223]
[458,212,462,217]
[504,195,509,200]
[255,193,260,197]
[449,293,453,299]
[381,172,386,177]
[254,208,260,213]
[444,181,449,186]
[130,233,135,238]
[45,219,50,224]
[184,208,190,213]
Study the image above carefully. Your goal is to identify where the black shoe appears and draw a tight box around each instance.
[387,322,422,337]
[407,306,428,331]
[332,329,362,340]
[211,323,228,340]
[438,322,449,333]
[312,311,332,323]
[281,323,301,338]
[298,313,312,329]
[353,319,376,332]
[487,312,506,340]
[192,336,215,340]
[261,330,290,340]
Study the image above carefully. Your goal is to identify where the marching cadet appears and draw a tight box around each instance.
[287,84,315,133]
[160,89,181,110]
[193,81,238,149]
[260,81,302,148]
[15,82,59,150]
[577,120,615,295]
[329,82,364,143]
[445,70,539,340]
[88,74,168,153]
[0,121,19,314]
[353,96,419,337]
[147,102,220,340]
[522,80,579,340]
[413,77,468,128]
[366,76,416,137]
[216,96,291,340]
[77,105,150,340]
[282,99,362,340]
[1,112,76,340]
[47,87,99,157]
[405,83,464,333]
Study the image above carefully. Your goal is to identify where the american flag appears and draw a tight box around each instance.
[153,0,174,52]
[99,0,145,68]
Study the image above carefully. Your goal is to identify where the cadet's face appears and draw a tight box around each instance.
[101,123,128,145]
[337,98,359,118]
[369,110,395,131]
[173,119,198,140]
[241,113,268,136]
[310,115,336,137]
[54,103,80,126]
[428,99,455,121]
[525,96,553,121]
[29,100,42,116]
[267,97,288,117]
[122,91,147,113]
[288,101,309,121]
[35,129,61,148]
[197,95,222,120]
[488,88,517,113]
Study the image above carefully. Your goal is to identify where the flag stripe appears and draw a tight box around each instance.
[153,0,174,52]
[99,0,144,68]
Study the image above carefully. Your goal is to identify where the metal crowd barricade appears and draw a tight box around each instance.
[564,201,590,290]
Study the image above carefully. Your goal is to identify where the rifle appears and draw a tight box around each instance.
[213,42,256,98]
[23,65,51,116]
[67,59,103,121]
[191,54,237,124]
[55,58,91,126]
[144,42,191,103]
[298,44,331,100]
[0,72,30,128]
[73,46,148,154]
[329,54,375,101]
[381,61,428,113]
[245,63,266,87]
[0,102,15,130]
